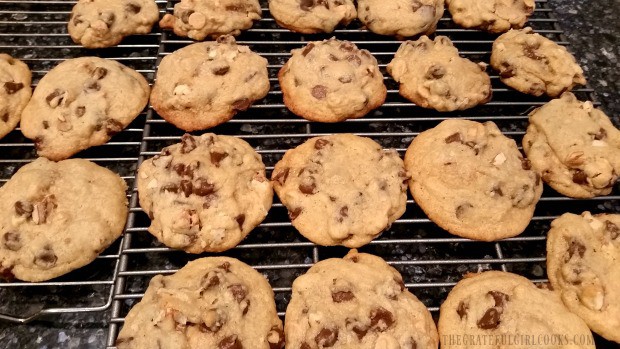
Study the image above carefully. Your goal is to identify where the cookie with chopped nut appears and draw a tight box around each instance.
[150,36,270,131]
[279,39,386,122]
[490,27,586,97]
[68,0,160,49]
[285,249,438,349]
[159,0,261,41]
[523,93,620,198]
[271,134,407,247]
[20,57,150,161]
[404,120,542,241]
[116,257,284,349]
[438,271,595,349]
[269,0,357,33]
[0,54,31,140]
[547,212,620,343]
[137,133,272,253]
[446,0,535,33]
[357,0,444,37]
[387,36,492,112]
[0,157,128,282]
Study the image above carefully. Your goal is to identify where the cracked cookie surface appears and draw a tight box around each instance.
[116,257,284,349]
[0,158,128,282]
[446,0,535,33]
[404,120,542,241]
[279,39,386,122]
[151,36,270,132]
[438,271,595,349]
[20,57,150,161]
[68,0,160,48]
[523,93,620,198]
[387,36,492,112]
[272,134,407,248]
[138,133,272,253]
[357,0,444,37]
[159,0,261,41]
[547,212,620,343]
[490,28,586,97]
[269,0,356,33]
[286,250,438,349]
[0,54,31,140]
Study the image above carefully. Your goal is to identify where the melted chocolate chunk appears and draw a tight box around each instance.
[4,81,24,94]
[315,328,338,347]
[332,290,355,302]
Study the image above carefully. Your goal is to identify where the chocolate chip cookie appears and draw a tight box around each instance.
[286,250,439,349]
[68,0,160,49]
[159,0,261,41]
[547,212,620,343]
[0,157,128,282]
[271,134,407,247]
[0,54,31,140]
[446,0,535,33]
[20,57,150,161]
[523,93,620,198]
[387,36,492,112]
[439,271,595,349]
[116,257,284,349]
[490,27,586,97]
[151,36,270,132]
[138,134,272,253]
[279,39,386,122]
[269,0,357,33]
[357,0,444,37]
[405,120,542,241]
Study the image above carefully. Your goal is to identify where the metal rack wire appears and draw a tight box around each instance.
[0,0,617,348]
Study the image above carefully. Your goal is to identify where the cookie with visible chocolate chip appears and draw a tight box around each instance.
[68,0,160,49]
[151,36,270,132]
[446,0,535,33]
[137,133,272,253]
[20,57,150,161]
[159,0,261,41]
[438,271,595,349]
[0,54,31,140]
[547,212,620,343]
[523,93,620,198]
[279,39,386,122]
[490,27,586,97]
[269,0,356,33]
[116,257,284,349]
[387,36,492,112]
[357,0,444,37]
[271,134,407,247]
[0,157,128,282]
[285,250,438,349]
[404,120,542,241]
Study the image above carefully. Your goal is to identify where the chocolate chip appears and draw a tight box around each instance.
[593,128,607,140]
[210,151,228,166]
[228,284,247,302]
[180,134,197,154]
[219,262,231,272]
[201,271,220,289]
[351,324,368,340]
[72,14,83,25]
[268,327,285,349]
[299,180,316,195]
[45,89,64,107]
[218,335,242,349]
[332,290,355,302]
[346,54,362,66]
[492,185,503,197]
[488,290,509,307]
[126,2,142,13]
[370,307,395,331]
[457,301,468,319]
[236,214,245,229]
[241,299,251,315]
[14,201,33,217]
[0,112,7,122]
[105,119,124,136]
[173,163,188,177]
[426,65,446,79]
[193,178,215,196]
[328,54,339,62]
[311,85,328,99]
[34,247,57,269]
[455,203,473,219]
[521,158,532,170]
[213,66,230,75]
[288,207,302,220]
[4,81,24,94]
[75,106,86,118]
[500,66,515,79]
[232,98,252,111]
[273,168,290,185]
[85,81,101,92]
[605,221,619,239]
[338,75,353,84]
[161,184,179,193]
[314,138,332,150]
[572,170,588,185]
[315,328,338,347]
[567,239,586,260]
[92,67,108,80]
[524,47,545,61]
[445,133,462,144]
[180,179,193,197]
[337,206,348,222]
[3,231,22,251]
[302,43,315,56]
[477,308,501,329]
[340,42,355,51]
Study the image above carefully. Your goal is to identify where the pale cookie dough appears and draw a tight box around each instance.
[68,0,160,48]
[271,134,408,248]
[20,57,150,161]
[387,36,492,112]
[0,54,31,140]
[269,0,357,33]
[446,0,535,33]
[439,271,595,349]
[286,250,439,349]
[151,36,270,132]
[159,0,261,41]
[490,27,586,97]
[404,120,542,241]
[357,0,444,37]
[523,93,620,198]
[0,158,128,282]
[279,39,386,122]
[138,133,272,253]
[547,212,620,343]
[116,257,284,349]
